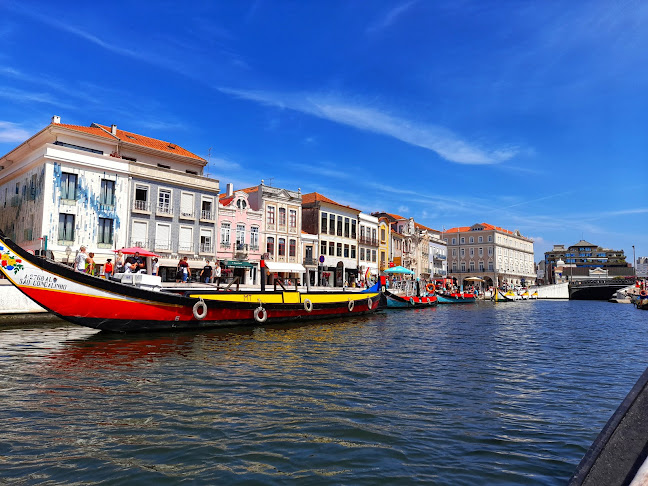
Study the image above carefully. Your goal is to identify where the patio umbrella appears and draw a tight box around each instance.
[464,277,485,281]
[114,247,159,257]
[383,265,414,275]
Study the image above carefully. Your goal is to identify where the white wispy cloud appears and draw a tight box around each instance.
[0,86,73,109]
[367,1,418,34]
[218,87,519,165]
[0,121,31,143]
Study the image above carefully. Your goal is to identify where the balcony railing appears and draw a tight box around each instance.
[155,241,172,251]
[179,210,195,219]
[359,236,379,247]
[133,200,151,212]
[157,204,173,216]
[220,242,231,249]
[178,243,194,253]
[303,257,316,266]
[250,245,260,252]
[201,210,213,220]
[129,238,148,248]
[200,243,213,253]
[235,243,248,258]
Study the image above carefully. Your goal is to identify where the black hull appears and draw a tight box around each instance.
[569,283,633,301]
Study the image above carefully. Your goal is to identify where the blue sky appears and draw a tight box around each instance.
[1,1,647,263]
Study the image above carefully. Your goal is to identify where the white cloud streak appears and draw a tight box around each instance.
[0,121,31,142]
[218,87,519,165]
[367,1,418,34]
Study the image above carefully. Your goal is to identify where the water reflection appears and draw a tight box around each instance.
[0,302,646,484]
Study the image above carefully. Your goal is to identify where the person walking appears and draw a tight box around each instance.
[213,261,222,288]
[177,257,190,283]
[86,252,96,275]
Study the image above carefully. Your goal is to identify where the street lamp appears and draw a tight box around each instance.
[65,246,72,264]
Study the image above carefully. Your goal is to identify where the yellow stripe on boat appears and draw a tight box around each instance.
[189,291,380,304]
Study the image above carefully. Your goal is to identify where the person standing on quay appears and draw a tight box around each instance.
[201,260,213,284]
[74,246,88,272]
[177,256,190,283]
[104,258,113,278]
[151,258,159,276]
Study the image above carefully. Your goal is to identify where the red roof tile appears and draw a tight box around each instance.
[93,124,205,161]
[301,192,360,212]
[58,123,117,140]
[443,223,515,235]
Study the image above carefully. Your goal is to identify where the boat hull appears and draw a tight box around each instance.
[384,291,438,308]
[0,233,381,332]
[436,293,476,304]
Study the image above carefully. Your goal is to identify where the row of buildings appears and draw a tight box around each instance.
[0,117,537,288]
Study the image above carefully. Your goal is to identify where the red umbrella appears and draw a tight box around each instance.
[114,247,159,257]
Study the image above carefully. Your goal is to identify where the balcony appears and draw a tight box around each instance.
[155,241,172,252]
[178,243,194,254]
[129,238,148,248]
[220,242,232,250]
[235,243,248,259]
[156,204,173,217]
[303,257,316,266]
[200,210,214,221]
[133,200,151,212]
[200,243,213,253]
[433,254,447,260]
[359,236,379,247]
[179,209,195,220]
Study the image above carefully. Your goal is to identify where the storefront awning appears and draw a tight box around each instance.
[225,260,256,268]
[263,261,306,273]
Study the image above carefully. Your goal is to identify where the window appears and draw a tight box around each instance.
[321,212,328,233]
[351,220,357,239]
[279,207,286,226]
[344,244,349,258]
[488,235,493,242]
[488,262,494,271]
[460,248,465,257]
[289,209,297,228]
[360,248,365,260]
[381,228,386,242]
[266,237,275,255]
[157,163,170,169]
[278,238,286,256]
[460,237,465,244]
[180,192,195,218]
[220,222,231,244]
[250,227,259,249]
[135,185,148,211]
[470,248,474,256]
[337,243,342,257]
[479,261,484,271]
[329,214,335,235]
[100,179,115,206]
[488,247,493,256]
[461,262,466,272]
[201,199,213,219]
[452,249,457,257]
[372,228,377,242]
[321,240,327,256]
[344,218,350,238]
[337,216,343,236]
[479,247,483,256]
[236,224,245,249]
[372,249,376,262]
[58,214,75,241]
[158,189,171,213]
[452,238,456,245]
[469,237,474,243]
[200,230,213,253]
[329,242,334,256]
[236,199,247,209]
[478,236,483,243]
[289,239,296,257]
[267,206,275,225]
[469,261,475,271]
[61,173,77,200]
[351,245,356,259]
[98,218,113,244]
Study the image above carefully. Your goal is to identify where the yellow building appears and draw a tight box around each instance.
[378,217,390,272]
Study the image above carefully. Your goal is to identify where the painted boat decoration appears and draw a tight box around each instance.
[492,289,516,302]
[436,292,477,304]
[383,290,438,308]
[0,231,381,332]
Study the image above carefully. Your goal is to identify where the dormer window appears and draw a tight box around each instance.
[237,199,247,209]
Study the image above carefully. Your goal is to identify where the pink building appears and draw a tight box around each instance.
[216,183,263,285]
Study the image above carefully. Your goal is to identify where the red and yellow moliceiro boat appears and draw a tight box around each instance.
[0,231,381,332]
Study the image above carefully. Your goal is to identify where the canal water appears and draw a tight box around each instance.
[0,300,646,485]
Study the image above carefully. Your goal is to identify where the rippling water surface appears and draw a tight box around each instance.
[1,301,646,484]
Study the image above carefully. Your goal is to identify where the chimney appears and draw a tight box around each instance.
[111,124,117,135]
[226,183,234,197]
[52,115,61,124]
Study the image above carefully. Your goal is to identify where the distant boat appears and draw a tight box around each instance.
[0,230,381,332]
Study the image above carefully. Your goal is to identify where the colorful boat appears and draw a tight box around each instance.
[436,292,477,304]
[382,279,438,308]
[0,231,381,332]
[492,289,515,302]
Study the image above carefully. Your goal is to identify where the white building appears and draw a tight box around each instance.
[358,212,379,284]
